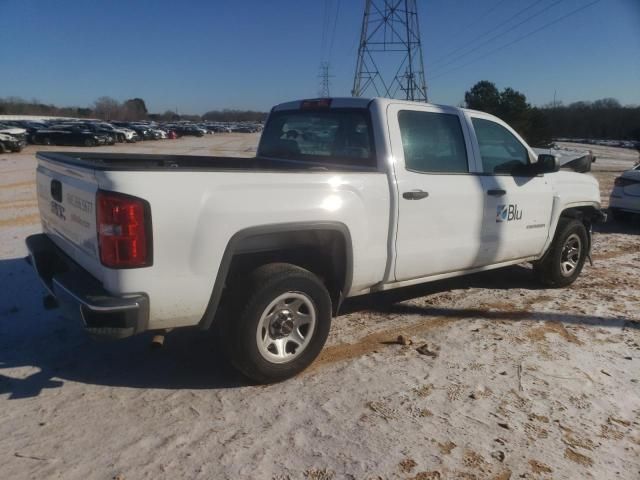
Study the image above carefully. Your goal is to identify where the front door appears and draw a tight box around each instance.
[469,116,554,265]
[389,104,487,282]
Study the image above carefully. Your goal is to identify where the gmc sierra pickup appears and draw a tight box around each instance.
[26,97,605,382]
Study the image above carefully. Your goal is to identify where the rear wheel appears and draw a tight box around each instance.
[533,218,588,287]
[42,137,52,145]
[222,263,332,383]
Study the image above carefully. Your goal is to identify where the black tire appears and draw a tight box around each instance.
[0,143,6,154]
[42,138,52,146]
[222,263,332,383]
[84,138,96,147]
[533,218,588,287]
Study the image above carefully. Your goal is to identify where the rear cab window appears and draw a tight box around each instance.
[258,109,376,169]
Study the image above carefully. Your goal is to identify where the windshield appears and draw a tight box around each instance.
[258,109,376,168]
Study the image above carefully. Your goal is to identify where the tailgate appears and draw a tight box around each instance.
[36,155,102,279]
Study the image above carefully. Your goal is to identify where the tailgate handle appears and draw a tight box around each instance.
[51,179,62,202]
[487,189,506,197]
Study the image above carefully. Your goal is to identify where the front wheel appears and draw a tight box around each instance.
[223,263,332,383]
[533,218,588,287]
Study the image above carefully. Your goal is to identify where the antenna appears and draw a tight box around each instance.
[352,0,428,102]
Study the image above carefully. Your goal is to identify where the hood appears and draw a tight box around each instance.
[0,133,16,141]
[0,127,27,135]
[533,147,595,173]
[546,170,601,207]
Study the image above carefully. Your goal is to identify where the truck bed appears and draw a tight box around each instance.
[36,151,379,172]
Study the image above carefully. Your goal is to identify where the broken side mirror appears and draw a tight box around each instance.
[536,153,560,174]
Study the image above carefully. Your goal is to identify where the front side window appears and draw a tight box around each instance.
[258,109,375,168]
[398,110,468,173]
[472,118,529,174]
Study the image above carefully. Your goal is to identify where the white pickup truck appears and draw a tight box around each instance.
[26,97,605,382]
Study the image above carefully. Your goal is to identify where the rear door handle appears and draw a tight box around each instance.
[487,189,506,197]
[403,190,429,200]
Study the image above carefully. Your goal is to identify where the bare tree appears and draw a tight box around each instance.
[93,96,121,120]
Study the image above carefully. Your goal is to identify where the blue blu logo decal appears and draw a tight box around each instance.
[496,205,508,222]
[496,204,522,222]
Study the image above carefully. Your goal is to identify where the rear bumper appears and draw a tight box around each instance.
[25,234,149,339]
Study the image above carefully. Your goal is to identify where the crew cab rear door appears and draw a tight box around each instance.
[388,103,487,281]
[466,113,553,264]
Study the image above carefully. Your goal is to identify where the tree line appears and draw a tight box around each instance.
[0,96,267,123]
[464,81,640,147]
[3,88,638,140]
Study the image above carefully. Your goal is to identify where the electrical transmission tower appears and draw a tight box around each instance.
[352,0,428,102]
[318,62,333,97]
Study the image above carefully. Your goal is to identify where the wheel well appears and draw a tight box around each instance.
[199,226,353,329]
[560,206,601,226]
[226,229,350,310]
[559,206,601,252]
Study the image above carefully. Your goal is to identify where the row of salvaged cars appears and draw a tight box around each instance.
[0,119,263,152]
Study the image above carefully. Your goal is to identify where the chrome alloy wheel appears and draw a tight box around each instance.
[256,292,317,364]
[560,233,582,277]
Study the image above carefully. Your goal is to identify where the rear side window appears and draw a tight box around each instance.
[258,109,375,168]
[398,110,468,173]
[472,118,529,174]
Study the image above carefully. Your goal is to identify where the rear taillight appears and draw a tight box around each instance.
[614,177,637,187]
[96,190,152,268]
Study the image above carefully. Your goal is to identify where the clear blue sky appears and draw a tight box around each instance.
[1,0,638,113]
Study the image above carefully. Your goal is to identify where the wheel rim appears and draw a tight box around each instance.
[560,233,582,277]
[256,291,317,364]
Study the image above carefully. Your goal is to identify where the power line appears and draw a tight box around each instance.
[428,0,602,81]
[429,0,548,69]
[430,0,566,75]
[320,0,331,60]
[457,0,512,34]
[327,0,341,60]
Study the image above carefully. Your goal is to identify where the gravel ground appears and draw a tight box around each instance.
[0,137,638,480]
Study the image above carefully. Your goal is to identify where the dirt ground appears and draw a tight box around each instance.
[0,136,638,480]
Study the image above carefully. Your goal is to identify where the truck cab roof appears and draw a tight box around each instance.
[272,97,467,117]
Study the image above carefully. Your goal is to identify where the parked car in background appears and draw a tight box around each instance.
[0,132,25,152]
[0,123,28,145]
[68,123,117,144]
[33,126,109,146]
[120,124,155,140]
[89,122,138,143]
[610,163,640,220]
[170,125,205,137]
[3,120,48,144]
